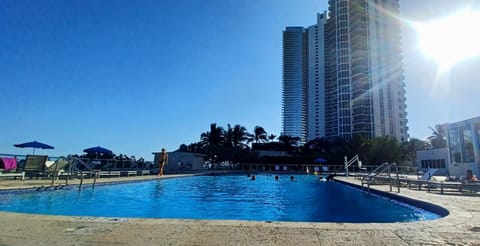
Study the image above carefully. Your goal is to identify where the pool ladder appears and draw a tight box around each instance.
[361,162,400,193]
[78,170,99,190]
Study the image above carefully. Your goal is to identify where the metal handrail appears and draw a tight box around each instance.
[344,154,363,176]
[362,162,400,193]
[361,162,389,182]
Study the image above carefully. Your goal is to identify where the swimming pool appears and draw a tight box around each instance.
[0,174,442,222]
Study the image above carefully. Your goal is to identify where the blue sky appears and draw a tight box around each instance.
[1,0,479,160]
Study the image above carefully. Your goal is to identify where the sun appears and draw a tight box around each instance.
[413,9,480,72]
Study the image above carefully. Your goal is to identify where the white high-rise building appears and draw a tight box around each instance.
[282,0,408,143]
[307,13,327,140]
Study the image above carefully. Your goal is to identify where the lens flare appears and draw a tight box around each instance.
[413,9,480,72]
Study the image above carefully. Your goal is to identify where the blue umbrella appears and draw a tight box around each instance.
[14,140,54,154]
[314,157,327,163]
[83,146,113,155]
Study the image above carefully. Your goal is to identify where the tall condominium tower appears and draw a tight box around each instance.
[325,0,408,141]
[282,0,409,142]
[282,27,308,142]
[307,13,327,140]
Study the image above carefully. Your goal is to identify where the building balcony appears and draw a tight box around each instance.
[350,24,367,35]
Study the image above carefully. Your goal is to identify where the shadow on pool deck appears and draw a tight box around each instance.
[0,175,479,245]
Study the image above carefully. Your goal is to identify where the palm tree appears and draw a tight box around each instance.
[200,123,225,151]
[231,124,250,149]
[427,124,447,149]
[268,134,277,142]
[253,126,268,143]
[223,124,250,149]
[224,124,235,149]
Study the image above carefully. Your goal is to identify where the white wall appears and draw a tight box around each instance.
[153,151,206,171]
[416,148,448,175]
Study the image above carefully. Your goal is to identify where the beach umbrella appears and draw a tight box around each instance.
[314,157,327,163]
[83,146,113,155]
[14,140,55,154]
[83,146,113,160]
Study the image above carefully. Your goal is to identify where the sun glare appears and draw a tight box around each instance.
[414,9,480,71]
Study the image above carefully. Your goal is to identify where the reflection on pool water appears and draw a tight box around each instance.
[0,174,441,222]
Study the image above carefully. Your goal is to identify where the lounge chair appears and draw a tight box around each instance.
[22,155,48,178]
[419,168,439,180]
[0,157,25,181]
[139,170,150,176]
[44,157,70,176]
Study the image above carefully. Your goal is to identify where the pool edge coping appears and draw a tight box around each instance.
[334,179,450,218]
[0,173,451,225]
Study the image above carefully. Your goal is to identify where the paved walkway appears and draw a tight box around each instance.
[0,175,479,245]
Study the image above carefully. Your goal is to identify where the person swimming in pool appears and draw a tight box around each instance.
[326,173,336,181]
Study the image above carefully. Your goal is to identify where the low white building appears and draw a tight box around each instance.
[416,148,448,175]
[152,151,206,172]
[415,116,480,178]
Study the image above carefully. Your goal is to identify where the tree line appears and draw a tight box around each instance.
[176,123,447,166]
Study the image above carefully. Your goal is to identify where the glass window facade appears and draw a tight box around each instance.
[421,159,446,169]
[445,117,480,178]
[449,126,476,163]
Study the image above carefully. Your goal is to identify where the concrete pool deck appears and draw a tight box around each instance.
[0,175,479,245]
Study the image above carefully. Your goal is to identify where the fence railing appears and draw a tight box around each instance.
[202,163,419,175]
[1,153,419,176]
[0,153,60,161]
[70,157,153,172]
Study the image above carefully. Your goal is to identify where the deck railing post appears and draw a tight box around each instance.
[388,165,392,192]
[50,161,59,186]
[396,164,400,193]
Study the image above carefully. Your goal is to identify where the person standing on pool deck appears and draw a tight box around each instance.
[158,148,168,176]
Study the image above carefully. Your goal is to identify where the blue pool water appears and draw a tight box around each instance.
[0,174,441,222]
